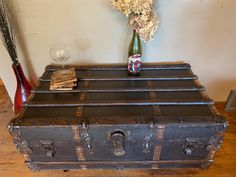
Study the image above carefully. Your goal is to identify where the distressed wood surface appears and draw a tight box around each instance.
[20,64,218,128]
[0,80,236,176]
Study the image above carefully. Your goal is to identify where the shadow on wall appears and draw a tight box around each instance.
[8,0,37,87]
[73,37,93,64]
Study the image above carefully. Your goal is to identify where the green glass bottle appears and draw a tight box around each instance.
[128,30,142,75]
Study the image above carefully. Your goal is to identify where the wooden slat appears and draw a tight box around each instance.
[11,105,219,125]
[33,87,205,93]
[34,159,206,165]
[26,90,213,107]
[45,63,191,71]
[33,80,205,93]
[39,69,197,81]
[41,76,198,81]
[25,100,214,107]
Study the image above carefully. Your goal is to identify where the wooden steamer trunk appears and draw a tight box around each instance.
[8,63,228,171]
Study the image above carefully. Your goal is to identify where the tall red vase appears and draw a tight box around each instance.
[12,63,32,114]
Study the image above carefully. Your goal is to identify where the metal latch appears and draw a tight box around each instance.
[40,140,55,157]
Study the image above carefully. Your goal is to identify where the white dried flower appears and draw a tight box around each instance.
[111,0,159,42]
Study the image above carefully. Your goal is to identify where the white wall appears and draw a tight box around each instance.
[0,0,236,101]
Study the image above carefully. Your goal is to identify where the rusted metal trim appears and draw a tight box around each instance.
[147,80,152,88]
[207,149,216,161]
[193,79,202,87]
[24,92,36,105]
[151,164,159,169]
[199,90,211,101]
[76,146,85,161]
[72,125,80,142]
[153,145,162,161]
[8,127,32,162]
[195,81,212,102]
[80,165,88,170]
[76,107,84,117]
[12,106,28,121]
[76,81,89,120]
[206,128,226,164]
[25,161,39,171]
[152,145,162,169]
[76,147,85,161]
[79,81,89,101]
[7,123,14,133]
[209,105,220,116]
[201,162,212,169]
[23,153,31,161]
[149,89,161,115]
[153,125,165,168]
[79,93,86,101]
[156,125,165,140]
[149,92,157,100]
[153,106,161,116]
[35,159,207,165]
[83,80,89,88]
[11,130,32,154]
[217,131,225,141]
[147,81,161,116]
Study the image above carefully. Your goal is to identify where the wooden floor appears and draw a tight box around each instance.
[0,81,236,177]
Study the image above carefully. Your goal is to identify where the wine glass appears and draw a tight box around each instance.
[49,43,70,69]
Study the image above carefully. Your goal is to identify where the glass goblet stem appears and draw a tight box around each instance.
[61,62,65,69]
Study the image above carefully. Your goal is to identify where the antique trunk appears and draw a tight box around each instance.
[8,63,228,171]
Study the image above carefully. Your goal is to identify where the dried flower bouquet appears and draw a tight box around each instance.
[111,0,159,42]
